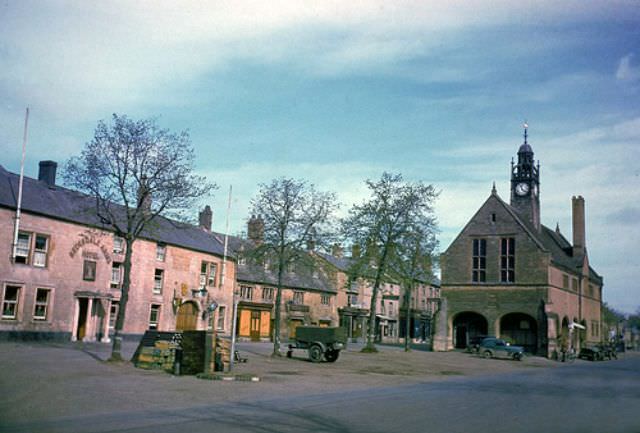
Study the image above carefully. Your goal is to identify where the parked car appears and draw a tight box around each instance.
[579,345,605,361]
[479,337,524,361]
[466,335,495,353]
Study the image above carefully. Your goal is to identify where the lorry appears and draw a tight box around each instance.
[286,326,347,362]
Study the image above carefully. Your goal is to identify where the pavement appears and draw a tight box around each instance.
[1,340,637,432]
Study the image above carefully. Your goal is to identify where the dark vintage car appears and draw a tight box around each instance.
[479,337,524,361]
[466,335,495,353]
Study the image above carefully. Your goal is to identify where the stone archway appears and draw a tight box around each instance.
[176,301,199,331]
[452,311,488,349]
[500,312,538,354]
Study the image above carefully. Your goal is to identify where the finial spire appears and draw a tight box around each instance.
[555,222,560,234]
[523,121,529,144]
[491,182,497,195]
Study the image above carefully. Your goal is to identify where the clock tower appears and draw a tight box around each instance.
[510,124,541,230]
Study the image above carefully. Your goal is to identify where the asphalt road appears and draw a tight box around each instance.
[3,352,639,433]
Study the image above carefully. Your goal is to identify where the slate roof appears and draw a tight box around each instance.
[0,164,226,257]
[489,192,603,285]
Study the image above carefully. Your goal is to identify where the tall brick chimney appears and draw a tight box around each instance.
[247,215,264,242]
[38,160,57,186]
[572,196,585,257]
[199,205,212,232]
[137,175,152,214]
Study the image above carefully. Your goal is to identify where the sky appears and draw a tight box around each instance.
[1,1,639,313]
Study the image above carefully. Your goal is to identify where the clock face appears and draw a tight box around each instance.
[515,182,529,196]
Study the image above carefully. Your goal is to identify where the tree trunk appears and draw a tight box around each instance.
[404,284,412,352]
[272,257,285,357]
[110,236,134,362]
[364,248,388,352]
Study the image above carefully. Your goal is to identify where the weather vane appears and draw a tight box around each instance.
[523,120,529,144]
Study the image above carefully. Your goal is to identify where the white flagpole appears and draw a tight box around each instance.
[12,107,30,260]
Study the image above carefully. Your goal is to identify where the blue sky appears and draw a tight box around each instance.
[1,1,639,313]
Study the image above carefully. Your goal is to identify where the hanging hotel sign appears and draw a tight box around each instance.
[69,230,112,263]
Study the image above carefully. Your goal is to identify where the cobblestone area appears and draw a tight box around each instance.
[0,340,559,425]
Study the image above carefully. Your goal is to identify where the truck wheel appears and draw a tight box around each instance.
[483,350,492,359]
[325,350,340,362]
[513,353,522,361]
[309,345,323,363]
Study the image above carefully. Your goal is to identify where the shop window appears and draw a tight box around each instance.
[33,288,51,320]
[2,285,21,319]
[83,260,97,281]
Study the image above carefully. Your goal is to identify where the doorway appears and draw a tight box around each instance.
[250,311,261,341]
[176,302,198,331]
[76,298,88,340]
[452,311,488,349]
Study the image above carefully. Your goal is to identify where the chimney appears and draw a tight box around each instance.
[247,215,264,242]
[306,227,317,251]
[38,161,57,186]
[572,196,585,257]
[332,243,343,258]
[199,205,213,232]
[351,243,361,259]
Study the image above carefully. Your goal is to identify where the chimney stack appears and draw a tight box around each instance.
[199,205,213,232]
[351,243,361,259]
[38,161,57,186]
[137,175,152,213]
[332,243,343,258]
[572,196,585,257]
[247,215,264,242]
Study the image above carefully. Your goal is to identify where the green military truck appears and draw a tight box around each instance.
[287,326,347,362]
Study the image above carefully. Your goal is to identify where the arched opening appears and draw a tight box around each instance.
[452,312,488,349]
[500,312,538,353]
[176,301,199,331]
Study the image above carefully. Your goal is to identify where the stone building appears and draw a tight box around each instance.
[0,162,235,341]
[435,129,603,357]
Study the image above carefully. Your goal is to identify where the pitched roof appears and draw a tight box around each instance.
[0,164,226,256]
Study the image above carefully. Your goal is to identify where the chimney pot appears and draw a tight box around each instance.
[199,205,213,232]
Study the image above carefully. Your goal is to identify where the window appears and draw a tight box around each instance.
[113,236,124,254]
[490,213,496,223]
[348,294,358,307]
[472,239,486,282]
[562,274,569,289]
[14,232,31,263]
[591,321,600,337]
[388,301,394,315]
[33,288,51,320]
[262,287,274,302]
[292,291,304,305]
[500,238,515,283]
[153,269,164,294]
[32,235,49,267]
[2,285,21,319]
[111,263,122,289]
[200,262,217,287]
[13,232,49,266]
[83,260,97,281]
[571,278,578,292]
[156,244,166,262]
[240,285,253,300]
[217,305,226,330]
[321,294,331,305]
[148,304,161,329]
[109,301,119,329]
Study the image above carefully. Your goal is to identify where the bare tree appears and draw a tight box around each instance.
[248,178,338,356]
[342,172,438,352]
[64,114,216,361]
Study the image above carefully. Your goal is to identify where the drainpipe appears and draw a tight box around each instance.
[12,108,29,261]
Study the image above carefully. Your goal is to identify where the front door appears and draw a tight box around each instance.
[76,298,88,340]
[250,311,261,341]
[176,302,198,331]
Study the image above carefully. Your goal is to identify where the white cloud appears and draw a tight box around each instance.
[616,54,640,81]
